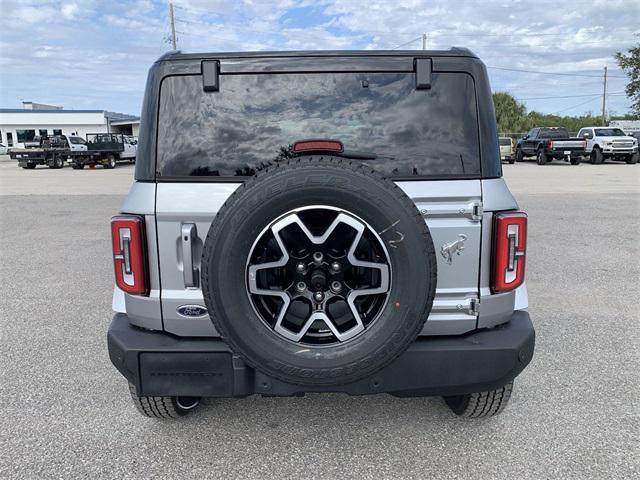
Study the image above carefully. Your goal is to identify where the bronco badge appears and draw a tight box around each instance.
[441,234,467,265]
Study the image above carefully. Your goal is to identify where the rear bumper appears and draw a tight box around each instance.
[108,311,535,398]
[549,149,584,157]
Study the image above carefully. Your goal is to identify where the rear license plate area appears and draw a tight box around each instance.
[139,352,233,397]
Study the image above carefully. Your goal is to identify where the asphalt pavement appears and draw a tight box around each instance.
[0,156,638,479]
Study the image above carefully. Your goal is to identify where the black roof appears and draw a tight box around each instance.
[155,47,477,63]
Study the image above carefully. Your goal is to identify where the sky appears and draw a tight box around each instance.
[0,0,638,117]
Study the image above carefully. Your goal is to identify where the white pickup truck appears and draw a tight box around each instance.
[577,126,639,164]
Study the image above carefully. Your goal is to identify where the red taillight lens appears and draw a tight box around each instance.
[111,215,148,295]
[292,139,343,154]
[492,212,527,293]
[548,140,554,150]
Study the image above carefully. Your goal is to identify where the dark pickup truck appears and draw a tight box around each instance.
[11,133,137,170]
[515,127,585,165]
[75,133,137,169]
[10,134,87,169]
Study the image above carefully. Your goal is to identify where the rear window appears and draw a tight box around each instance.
[499,138,511,146]
[538,128,569,139]
[156,72,481,178]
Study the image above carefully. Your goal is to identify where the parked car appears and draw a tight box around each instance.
[499,137,514,163]
[628,131,640,147]
[0,143,8,155]
[515,127,584,165]
[577,127,638,164]
[107,49,535,419]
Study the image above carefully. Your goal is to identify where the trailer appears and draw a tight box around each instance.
[68,133,137,169]
[10,135,87,169]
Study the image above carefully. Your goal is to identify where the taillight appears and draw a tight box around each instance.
[492,212,527,293]
[111,215,148,295]
[548,140,554,150]
[292,139,343,154]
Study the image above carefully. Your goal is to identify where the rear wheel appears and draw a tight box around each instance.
[515,148,524,162]
[104,154,116,169]
[536,149,547,165]
[71,163,85,170]
[128,383,200,419]
[444,382,513,418]
[22,163,36,169]
[570,156,581,165]
[48,155,63,169]
[590,148,603,164]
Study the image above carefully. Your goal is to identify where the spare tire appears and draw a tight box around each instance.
[201,157,437,386]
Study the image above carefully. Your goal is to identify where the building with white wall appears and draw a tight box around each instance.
[0,102,139,149]
[609,120,640,134]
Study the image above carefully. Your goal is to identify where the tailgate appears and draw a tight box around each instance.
[551,139,584,151]
[155,180,482,337]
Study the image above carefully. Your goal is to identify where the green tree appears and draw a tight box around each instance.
[493,92,609,134]
[492,92,527,132]
[615,41,640,115]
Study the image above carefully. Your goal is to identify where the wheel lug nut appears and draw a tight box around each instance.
[296,282,306,293]
[313,252,323,265]
[330,261,341,273]
[313,291,325,303]
[330,281,342,293]
[296,262,306,273]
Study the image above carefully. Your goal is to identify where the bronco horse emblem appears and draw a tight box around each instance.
[441,234,467,265]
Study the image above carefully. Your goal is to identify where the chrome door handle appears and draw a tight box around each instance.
[181,223,198,287]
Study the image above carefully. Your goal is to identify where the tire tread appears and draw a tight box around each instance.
[445,382,513,418]
[128,383,184,419]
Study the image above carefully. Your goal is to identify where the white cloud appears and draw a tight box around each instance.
[61,3,79,19]
[0,0,637,116]
[10,6,59,24]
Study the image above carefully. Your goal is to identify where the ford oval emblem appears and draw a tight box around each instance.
[176,305,208,318]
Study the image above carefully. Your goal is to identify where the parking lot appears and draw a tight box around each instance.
[0,156,638,479]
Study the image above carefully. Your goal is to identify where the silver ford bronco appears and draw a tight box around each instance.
[107,49,535,419]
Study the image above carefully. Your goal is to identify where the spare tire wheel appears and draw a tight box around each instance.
[201,158,437,386]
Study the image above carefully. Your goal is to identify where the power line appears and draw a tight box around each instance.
[390,36,423,50]
[172,16,633,48]
[516,92,625,100]
[172,5,636,40]
[488,65,626,78]
[554,96,601,114]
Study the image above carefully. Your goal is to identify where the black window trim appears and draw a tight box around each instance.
[134,53,500,182]
[154,69,482,182]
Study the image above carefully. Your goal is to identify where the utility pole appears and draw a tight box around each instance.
[422,33,427,50]
[169,2,177,50]
[601,66,608,125]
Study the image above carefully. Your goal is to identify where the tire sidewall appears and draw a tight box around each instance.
[516,148,523,162]
[203,161,436,385]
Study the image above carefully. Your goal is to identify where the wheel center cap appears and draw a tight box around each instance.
[310,268,327,290]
